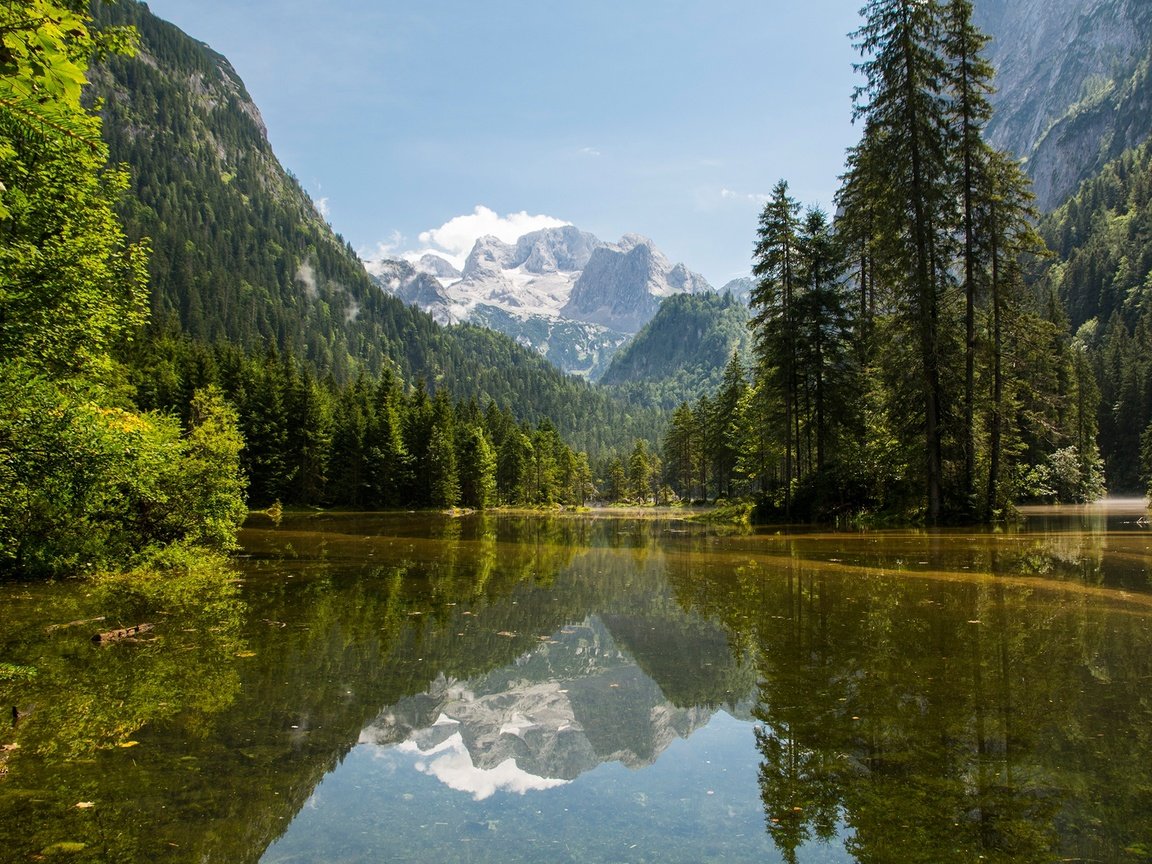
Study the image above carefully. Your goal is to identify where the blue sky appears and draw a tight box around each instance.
[143,0,864,285]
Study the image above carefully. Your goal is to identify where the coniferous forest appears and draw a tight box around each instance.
[661,0,1106,522]
[3,0,1152,584]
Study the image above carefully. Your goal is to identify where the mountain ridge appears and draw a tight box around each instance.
[374,226,715,379]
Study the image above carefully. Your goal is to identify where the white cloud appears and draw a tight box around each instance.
[720,187,769,204]
[296,259,318,298]
[580,146,602,157]
[314,196,330,219]
[416,205,569,267]
[363,206,569,275]
[361,231,407,277]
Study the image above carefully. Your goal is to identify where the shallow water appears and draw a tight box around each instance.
[2,504,1151,862]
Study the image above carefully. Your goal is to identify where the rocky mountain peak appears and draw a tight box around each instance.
[512,226,603,275]
[416,253,461,280]
[462,235,516,280]
[562,235,710,333]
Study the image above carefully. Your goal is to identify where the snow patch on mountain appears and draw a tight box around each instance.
[369,224,714,378]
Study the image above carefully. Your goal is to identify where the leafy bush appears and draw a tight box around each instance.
[0,366,245,576]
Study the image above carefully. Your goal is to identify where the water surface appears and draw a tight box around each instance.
[2,504,1151,862]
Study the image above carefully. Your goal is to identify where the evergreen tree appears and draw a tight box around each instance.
[366,373,409,508]
[944,0,995,511]
[328,377,372,507]
[497,427,532,505]
[627,439,656,504]
[530,421,562,504]
[427,425,459,508]
[751,180,803,515]
[795,208,852,476]
[606,457,627,504]
[457,424,497,509]
[569,451,595,505]
[849,0,955,521]
[663,403,700,501]
[284,360,332,505]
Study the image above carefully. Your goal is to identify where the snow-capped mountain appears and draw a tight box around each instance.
[371,227,714,379]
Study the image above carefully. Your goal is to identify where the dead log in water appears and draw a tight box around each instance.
[91,623,154,644]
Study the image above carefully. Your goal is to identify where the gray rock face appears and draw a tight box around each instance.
[462,235,517,280]
[371,225,713,378]
[563,236,712,333]
[978,0,1152,209]
[512,225,603,274]
[718,277,754,306]
[371,259,455,323]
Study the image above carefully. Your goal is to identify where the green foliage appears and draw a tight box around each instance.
[427,425,460,508]
[0,2,247,576]
[127,336,596,510]
[1038,141,1152,492]
[601,291,750,410]
[0,0,137,161]
[0,366,246,576]
[749,184,857,516]
[627,439,657,504]
[0,12,147,377]
[814,0,1098,521]
[175,387,247,549]
[457,425,497,509]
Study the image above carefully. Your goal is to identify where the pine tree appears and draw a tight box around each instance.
[796,208,851,475]
[713,353,748,498]
[367,373,408,508]
[427,425,459,508]
[627,439,656,504]
[944,0,995,512]
[751,180,803,515]
[663,403,700,501]
[849,0,955,521]
[456,423,497,511]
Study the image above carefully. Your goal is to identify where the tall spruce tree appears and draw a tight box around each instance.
[796,208,851,475]
[944,0,995,513]
[751,180,803,515]
[713,352,749,498]
[849,0,955,521]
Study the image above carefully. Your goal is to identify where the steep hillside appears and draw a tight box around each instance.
[600,291,750,410]
[1037,140,1152,491]
[87,1,658,453]
[1040,141,1152,331]
[977,0,1152,209]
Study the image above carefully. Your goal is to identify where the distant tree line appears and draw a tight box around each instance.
[130,336,596,510]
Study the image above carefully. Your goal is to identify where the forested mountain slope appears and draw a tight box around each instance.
[88,0,657,454]
[600,291,750,410]
[1037,140,1152,491]
[973,0,1152,493]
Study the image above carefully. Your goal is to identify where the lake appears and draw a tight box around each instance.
[2,503,1151,862]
